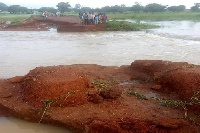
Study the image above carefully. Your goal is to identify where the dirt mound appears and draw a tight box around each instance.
[131,60,200,113]
[0,61,200,133]
[131,60,200,99]
[21,66,91,107]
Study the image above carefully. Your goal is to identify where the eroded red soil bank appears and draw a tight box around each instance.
[0,16,108,32]
[0,60,200,132]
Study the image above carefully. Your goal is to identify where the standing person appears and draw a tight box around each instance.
[42,12,45,18]
[92,13,95,24]
[94,15,99,25]
[102,14,108,23]
[79,12,83,24]
[98,14,102,24]
[83,13,88,25]
[88,13,93,25]
[45,12,48,18]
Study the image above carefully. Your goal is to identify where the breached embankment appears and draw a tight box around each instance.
[0,60,200,133]
[0,16,108,32]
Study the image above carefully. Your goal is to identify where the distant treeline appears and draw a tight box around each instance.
[0,2,200,14]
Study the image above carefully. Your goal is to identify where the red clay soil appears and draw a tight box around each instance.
[0,60,200,133]
[0,16,108,32]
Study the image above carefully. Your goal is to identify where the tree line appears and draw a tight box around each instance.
[0,2,200,14]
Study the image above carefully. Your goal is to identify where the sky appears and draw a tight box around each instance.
[0,0,199,9]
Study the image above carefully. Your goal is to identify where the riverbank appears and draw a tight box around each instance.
[0,15,158,32]
[0,60,200,132]
[107,12,200,21]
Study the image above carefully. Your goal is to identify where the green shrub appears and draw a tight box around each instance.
[106,20,159,31]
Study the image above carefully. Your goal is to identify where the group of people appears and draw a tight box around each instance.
[42,12,49,18]
[79,12,108,25]
[42,12,65,18]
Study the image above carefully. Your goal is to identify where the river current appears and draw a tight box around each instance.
[1,21,200,78]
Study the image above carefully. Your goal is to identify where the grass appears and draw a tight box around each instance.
[0,13,32,24]
[39,90,78,123]
[128,89,148,100]
[154,64,195,81]
[128,88,200,120]
[107,12,200,21]
[63,12,79,17]
[92,79,109,92]
[106,20,159,31]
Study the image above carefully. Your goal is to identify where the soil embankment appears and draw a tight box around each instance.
[0,60,200,132]
[0,16,108,32]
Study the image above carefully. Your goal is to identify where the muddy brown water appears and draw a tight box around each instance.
[1,21,200,79]
[0,20,200,132]
[0,117,71,133]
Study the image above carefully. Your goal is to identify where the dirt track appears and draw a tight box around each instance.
[0,16,108,31]
[0,60,200,132]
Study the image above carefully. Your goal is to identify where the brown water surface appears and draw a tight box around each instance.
[0,117,71,133]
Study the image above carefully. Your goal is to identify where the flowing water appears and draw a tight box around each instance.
[0,117,71,133]
[0,20,200,132]
[1,21,200,79]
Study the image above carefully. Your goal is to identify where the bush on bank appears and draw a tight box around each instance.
[106,20,159,31]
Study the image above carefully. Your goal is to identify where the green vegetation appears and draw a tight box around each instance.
[154,64,195,81]
[128,89,147,100]
[63,12,79,17]
[107,12,200,21]
[106,20,159,31]
[92,79,110,92]
[39,90,78,123]
[128,88,200,120]
[0,13,31,24]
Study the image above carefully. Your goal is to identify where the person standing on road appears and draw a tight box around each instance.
[83,13,88,25]
[94,15,99,25]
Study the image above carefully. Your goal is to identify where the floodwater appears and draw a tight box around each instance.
[0,20,200,132]
[0,117,71,133]
[1,21,200,78]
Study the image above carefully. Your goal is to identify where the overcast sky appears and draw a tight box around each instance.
[0,0,199,9]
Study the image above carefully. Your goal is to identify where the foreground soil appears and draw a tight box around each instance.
[0,60,200,132]
[0,16,108,32]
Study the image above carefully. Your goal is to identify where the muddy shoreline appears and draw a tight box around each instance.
[0,60,200,132]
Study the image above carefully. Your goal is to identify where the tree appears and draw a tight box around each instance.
[144,3,166,13]
[168,5,186,12]
[101,6,111,12]
[80,7,92,12]
[130,3,144,12]
[74,3,81,9]
[56,2,71,13]
[73,3,81,12]
[0,2,8,11]
[8,5,20,13]
[8,5,29,14]
[191,3,200,12]
[121,4,126,8]
[38,7,57,14]
[18,6,28,13]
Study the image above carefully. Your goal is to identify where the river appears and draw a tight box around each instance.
[0,20,200,132]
